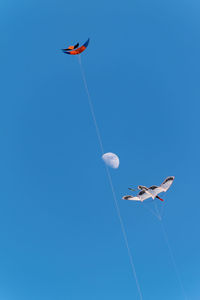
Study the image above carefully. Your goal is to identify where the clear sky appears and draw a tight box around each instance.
[1,0,200,299]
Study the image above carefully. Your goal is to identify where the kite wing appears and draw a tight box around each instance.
[160,176,175,192]
[73,42,79,49]
[122,195,141,201]
[148,177,174,197]
[122,190,152,202]
[63,38,90,55]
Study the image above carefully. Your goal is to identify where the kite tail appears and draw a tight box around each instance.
[156,196,164,201]
[78,55,143,300]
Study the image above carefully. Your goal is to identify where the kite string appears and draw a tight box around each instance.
[142,202,161,220]
[105,166,143,300]
[78,55,143,300]
[151,202,187,300]
[159,220,188,300]
[78,56,104,154]
[153,201,162,221]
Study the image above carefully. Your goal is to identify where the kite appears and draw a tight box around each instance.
[62,38,90,55]
[122,176,175,202]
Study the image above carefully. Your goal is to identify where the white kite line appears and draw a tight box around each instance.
[153,202,188,300]
[78,55,143,300]
[143,200,187,300]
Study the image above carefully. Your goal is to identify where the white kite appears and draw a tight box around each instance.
[122,176,175,202]
[102,152,119,169]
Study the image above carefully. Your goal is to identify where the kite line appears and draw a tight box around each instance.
[153,203,188,300]
[78,55,143,300]
[142,201,187,299]
[160,221,188,300]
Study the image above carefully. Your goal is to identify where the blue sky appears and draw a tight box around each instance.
[1,0,200,299]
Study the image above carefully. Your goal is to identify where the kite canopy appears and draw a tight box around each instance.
[62,38,90,55]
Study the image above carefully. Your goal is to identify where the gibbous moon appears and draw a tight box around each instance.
[102,152,120,169]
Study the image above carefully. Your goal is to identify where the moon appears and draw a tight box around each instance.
[102,152,120,169]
